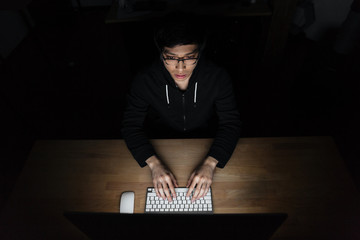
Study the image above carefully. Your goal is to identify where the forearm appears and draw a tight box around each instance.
[122,76,155,167]
[122,108,156,167]
[208,120,241,168]
[210,70,242,168]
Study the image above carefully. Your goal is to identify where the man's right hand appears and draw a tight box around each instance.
[146,156,178,201]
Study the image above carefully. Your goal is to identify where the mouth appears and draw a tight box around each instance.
[175,74,186,79]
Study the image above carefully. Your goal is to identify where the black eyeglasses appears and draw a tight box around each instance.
[162,54,200,66]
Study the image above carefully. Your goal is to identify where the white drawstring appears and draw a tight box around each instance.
[165,84,170,105]
[165,82,198,106]
[194,82,198,104]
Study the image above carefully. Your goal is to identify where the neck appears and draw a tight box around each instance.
[176,80,189,90]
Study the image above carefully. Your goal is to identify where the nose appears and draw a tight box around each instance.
[176,60,186,71]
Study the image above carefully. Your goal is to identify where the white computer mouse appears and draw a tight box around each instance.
[119,191,135,214]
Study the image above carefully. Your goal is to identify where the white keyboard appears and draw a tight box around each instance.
[145,187,213,213]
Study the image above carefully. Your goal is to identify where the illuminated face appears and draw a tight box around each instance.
[162,44,199,90]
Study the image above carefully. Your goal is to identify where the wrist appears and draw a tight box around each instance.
[203,156,218,170]
[145,155,161,170]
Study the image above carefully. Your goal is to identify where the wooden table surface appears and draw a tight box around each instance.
[1,137,360,239]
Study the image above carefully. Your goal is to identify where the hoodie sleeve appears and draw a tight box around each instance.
[121,74,156,167]
[207,70,242,168]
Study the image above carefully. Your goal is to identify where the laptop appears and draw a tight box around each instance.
[64,212,287,240]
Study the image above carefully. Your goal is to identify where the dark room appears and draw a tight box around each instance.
[1,0,360,239]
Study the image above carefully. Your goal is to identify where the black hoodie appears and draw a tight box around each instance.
[121,57,242,168]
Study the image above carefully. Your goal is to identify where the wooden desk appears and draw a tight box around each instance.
[1,137,360,239]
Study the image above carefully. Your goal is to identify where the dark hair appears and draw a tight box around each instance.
[153,12,207,53]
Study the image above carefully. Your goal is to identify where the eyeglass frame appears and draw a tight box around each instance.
[161,51,200,66]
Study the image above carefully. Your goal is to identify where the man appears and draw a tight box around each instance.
[121,16,241,203]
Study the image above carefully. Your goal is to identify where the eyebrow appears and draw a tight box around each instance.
[163,49,198,56]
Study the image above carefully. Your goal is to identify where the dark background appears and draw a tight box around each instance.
[1,1,360,212]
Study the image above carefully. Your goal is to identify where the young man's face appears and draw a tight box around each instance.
[162,44,199,87]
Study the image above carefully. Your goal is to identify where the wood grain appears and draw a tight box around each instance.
[1,137,359,239]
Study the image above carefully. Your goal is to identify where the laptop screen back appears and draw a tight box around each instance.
[64,212,287,240]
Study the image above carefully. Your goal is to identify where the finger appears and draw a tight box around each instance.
[154,182,160,198]
[167,177,177,200]
[201,183,210,198]
[158,184,166,200]
[198,183,208,199]
[164,177,175,201]
[192,178,206,201]
[162,183,172,202]
[168,186,176,201]
[169,173,178,198]
[189,178,201,202]
[186,172,195,188]
[192,186,201,202]
[187,176,197,198]
[197,181,210,199]
[170,173,179,188]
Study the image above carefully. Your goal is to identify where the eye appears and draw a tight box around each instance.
[165,56,176,60]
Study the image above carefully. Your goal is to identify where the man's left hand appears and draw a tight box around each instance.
[186,156,218,202]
